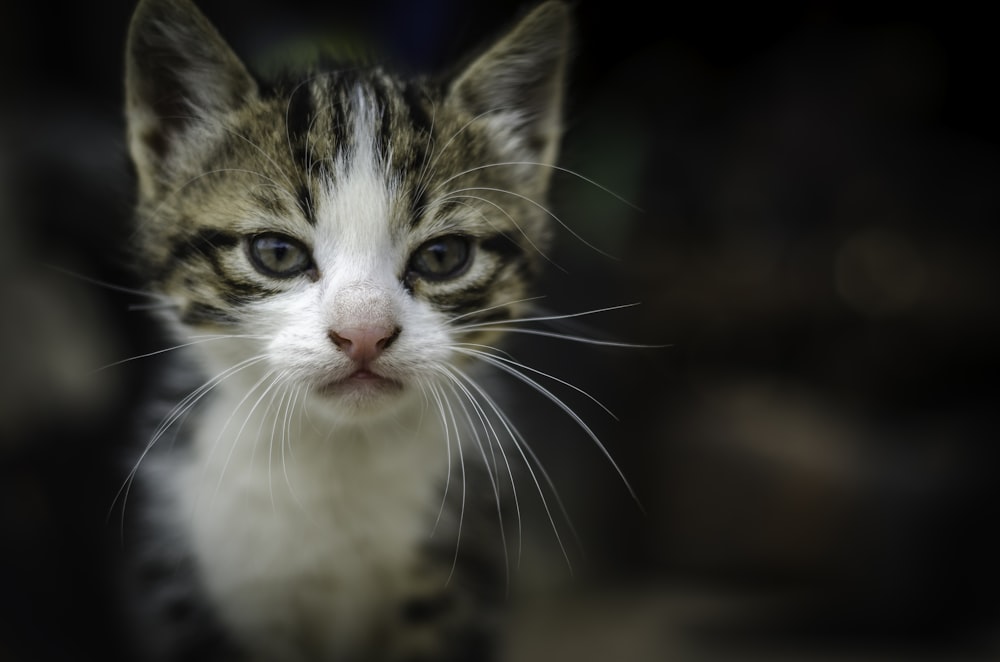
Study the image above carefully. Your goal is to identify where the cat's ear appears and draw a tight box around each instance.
[125,0,257,197]
[448,1,570,167]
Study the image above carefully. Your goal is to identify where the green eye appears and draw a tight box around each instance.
[409,235,472,281]
[247,233,313,278]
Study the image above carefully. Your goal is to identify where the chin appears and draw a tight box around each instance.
[309,372,413,422]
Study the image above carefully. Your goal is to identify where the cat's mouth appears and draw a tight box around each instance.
[318,369,403,397]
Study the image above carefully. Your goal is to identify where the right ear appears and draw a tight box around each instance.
[447,2,571,169]
[125,0,257,198]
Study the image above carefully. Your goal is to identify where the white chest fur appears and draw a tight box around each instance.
[161,385,450,660]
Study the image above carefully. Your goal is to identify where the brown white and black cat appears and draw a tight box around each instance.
[117,1,601,660]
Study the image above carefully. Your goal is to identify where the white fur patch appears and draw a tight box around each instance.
[169,390,449,660]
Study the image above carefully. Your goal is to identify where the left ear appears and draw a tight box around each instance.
[447,1,571,167]
[125,0,258,199]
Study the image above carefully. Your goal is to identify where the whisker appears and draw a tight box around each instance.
[135,166,298,256]
[454,346,618,420]
[487,399,585,566]
[41,264,169,302]
[126,302,181,312]
[448,364,571,574]
[434,367,515,590]
[458,348,643,510]
[216,125,299,195]
[431,161,643,212]
[92,334,265,373]
[275,383,305,510]
[450,342,517,363]
[156,168,296,217]
[455,302,641,329]
[267,382,288,512]
[421,107,510,191]
[448,185,618,259]
[421,379,454,537]
[438,196,562,270]
[197,364,279,515]
[448,295,547,325]
[412,93,439,207]
[109,354,269,537]
[207,367,286,513]
[456,327,666,351]
[281,382,305,505]
[429,376,467,585]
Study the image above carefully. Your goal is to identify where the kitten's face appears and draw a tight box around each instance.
[126,0,569,418]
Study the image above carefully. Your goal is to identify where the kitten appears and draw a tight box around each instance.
[119,0,573,660]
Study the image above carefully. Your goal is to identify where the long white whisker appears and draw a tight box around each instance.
[201,366,281,514]
[266,375,297,514]
[448,296,547,324]
[461,349,642,509]
[217,125,298,194]
[455,346,618,420]
[434,367,514,590]
[452,368,524,580]
[42,264,170,302]
[277,380,312,516]
[412,94,438,206]
[457,327,666,351]
[421,108,510,189]
[433,378,467,585]
[92,334,265,373]
[110,354,269,537]
[487,399,584,565]
[281,382,304,505]
[448,364,570,573]
[439,196,561,270]
[431,161,643,212]
[455,302,642,329]
[424,380,455,537]
[126,302,182,312]
[449,185,617,259]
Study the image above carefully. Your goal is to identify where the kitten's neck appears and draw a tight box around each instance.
[165,364,452,661]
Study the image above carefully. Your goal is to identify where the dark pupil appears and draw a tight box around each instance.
[417,236,467,277]
[269,242,289,264]
[425,243,450,270]
[251,234,309,277]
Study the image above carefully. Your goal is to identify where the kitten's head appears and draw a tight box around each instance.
[125,0,569,419]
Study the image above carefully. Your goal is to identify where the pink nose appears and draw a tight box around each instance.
[328,325,400,365]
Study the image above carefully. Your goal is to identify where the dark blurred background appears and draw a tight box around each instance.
[2,2,998,660]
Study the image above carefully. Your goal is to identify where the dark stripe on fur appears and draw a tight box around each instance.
[181,302,240,326]
[296,183,315,225]
[285,80,318,226]
[326,76,350,156]
[251,191,291,218]
[169,229,240,265]
[370,77,394,164]
[410,188,430,230]
[156,228,240,283]
[284,79,314,144]
[218,277,270,302]
[479,233,524,262]
[428,274,500,315]
[402,80,435,137]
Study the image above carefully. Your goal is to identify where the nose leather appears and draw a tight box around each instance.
[328,326,400,365]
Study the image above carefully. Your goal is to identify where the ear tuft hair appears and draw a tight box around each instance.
[125,0,257,198]
[448,2,571,167]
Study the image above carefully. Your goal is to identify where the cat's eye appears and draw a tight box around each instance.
[247,233,314,278]
[409,235,472,281]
